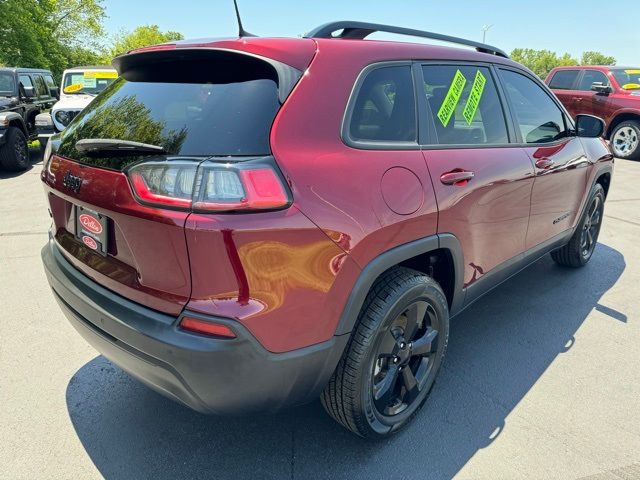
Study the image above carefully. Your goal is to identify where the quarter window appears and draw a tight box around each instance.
[348,65,416,143]
[577,70,609,91]
[422,65,508,145]
[33,75,48,96]
[549,70,579,90]
[43,74,56,89]
[500,69,569,144]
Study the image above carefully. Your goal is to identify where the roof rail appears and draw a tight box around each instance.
[304,21,509,59]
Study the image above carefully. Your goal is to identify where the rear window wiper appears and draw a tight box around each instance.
[75,138,166,156]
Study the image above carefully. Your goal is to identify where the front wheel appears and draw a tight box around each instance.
[551,183,605,267]
[321,267,449,438]
[610,121,640,160]
[0,127,29,172]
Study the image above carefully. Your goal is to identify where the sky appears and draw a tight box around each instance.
[102,1,639,66]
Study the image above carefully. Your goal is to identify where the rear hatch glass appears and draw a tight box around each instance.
[46,50,296,314]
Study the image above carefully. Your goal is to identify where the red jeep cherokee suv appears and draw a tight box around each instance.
[41,22,613,438]
[547,65,640,160]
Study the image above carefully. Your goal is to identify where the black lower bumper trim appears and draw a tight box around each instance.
[42,238,348,414]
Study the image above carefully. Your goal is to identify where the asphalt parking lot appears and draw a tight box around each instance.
[1,151,639,480]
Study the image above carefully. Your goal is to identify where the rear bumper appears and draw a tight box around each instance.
[42,238,348,414]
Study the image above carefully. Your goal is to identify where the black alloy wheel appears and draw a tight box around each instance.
[372,300,441,417]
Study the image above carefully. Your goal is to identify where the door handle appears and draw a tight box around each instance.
[535,158,554,169]
[440,170,475,186]
[573,97,583,102]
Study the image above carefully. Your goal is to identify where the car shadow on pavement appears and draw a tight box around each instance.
[66,243,626,480]
[0,147,42,179]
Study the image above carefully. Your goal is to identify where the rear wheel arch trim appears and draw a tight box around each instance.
[334,233,465,336]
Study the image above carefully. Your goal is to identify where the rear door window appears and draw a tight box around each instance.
[422,65,509,145]
[548,70,580,90]
[33,75,48,96]
[57,53,283,170]
[577,70,609,91]
[347,65,417,144]
[500,69,569,144]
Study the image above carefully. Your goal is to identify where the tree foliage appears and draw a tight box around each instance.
[0,3,183,81]
[0,0,106,79]
[100,25,184,63]
[580,51,617,66]
[510,48,617,79]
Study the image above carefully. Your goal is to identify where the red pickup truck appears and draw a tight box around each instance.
[546,66,640,159]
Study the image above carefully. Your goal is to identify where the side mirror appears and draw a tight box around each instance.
[576,114,605,138]
[23,86,36,98]
[591,82,612,95]
[49,86,60,100]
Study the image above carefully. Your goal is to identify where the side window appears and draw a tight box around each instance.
[348,65,416,143]
[33,75,48,96]
[577,70,609,91]
[422,65,508,145]
[43,74,56,89]
[548,70,580,90]
[19,74,33,90]
[500,69,568,144]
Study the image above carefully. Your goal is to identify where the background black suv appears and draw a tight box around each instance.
[0,67,59,171]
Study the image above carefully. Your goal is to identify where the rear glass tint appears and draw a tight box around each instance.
[57,53,281,170]
[348,65,417,143]
[548,70,579,90]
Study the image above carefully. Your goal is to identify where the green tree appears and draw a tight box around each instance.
[510,48,578,79]
[0,0,105,79]
[510,48,617,79]
[581,51,616,66]
[101,25,184,63]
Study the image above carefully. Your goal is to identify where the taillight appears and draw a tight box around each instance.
[179,316,236,338]
[127,158,290,212]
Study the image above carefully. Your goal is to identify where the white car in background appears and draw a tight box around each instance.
[36,66,117,150]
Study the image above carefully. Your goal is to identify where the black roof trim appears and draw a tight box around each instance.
[0,67,54,74]
[305,21,509,58]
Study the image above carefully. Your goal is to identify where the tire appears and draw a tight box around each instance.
[321,267,449,438]
[0,127,29,172]
[610,121,640,160]
[551,183,605,268]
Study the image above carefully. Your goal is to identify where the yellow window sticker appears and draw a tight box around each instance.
[437,70,467,127]
[463,70,487,125]
[624,70,640,74]
[63,83,84,93]
[622,83,640,90]
[83,71,118,79]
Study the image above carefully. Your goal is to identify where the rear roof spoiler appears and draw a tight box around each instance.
[112,47,301,103]
[305,21,509,59]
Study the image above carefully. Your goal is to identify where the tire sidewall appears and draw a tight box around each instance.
[360,279,449,437]
[2,127,29,170]
[579,183,605,263]
[611,121,640,159]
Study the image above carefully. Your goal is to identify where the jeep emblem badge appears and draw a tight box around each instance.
[62,171,82,193]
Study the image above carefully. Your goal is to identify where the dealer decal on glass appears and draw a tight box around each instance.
[437,69,487,127]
